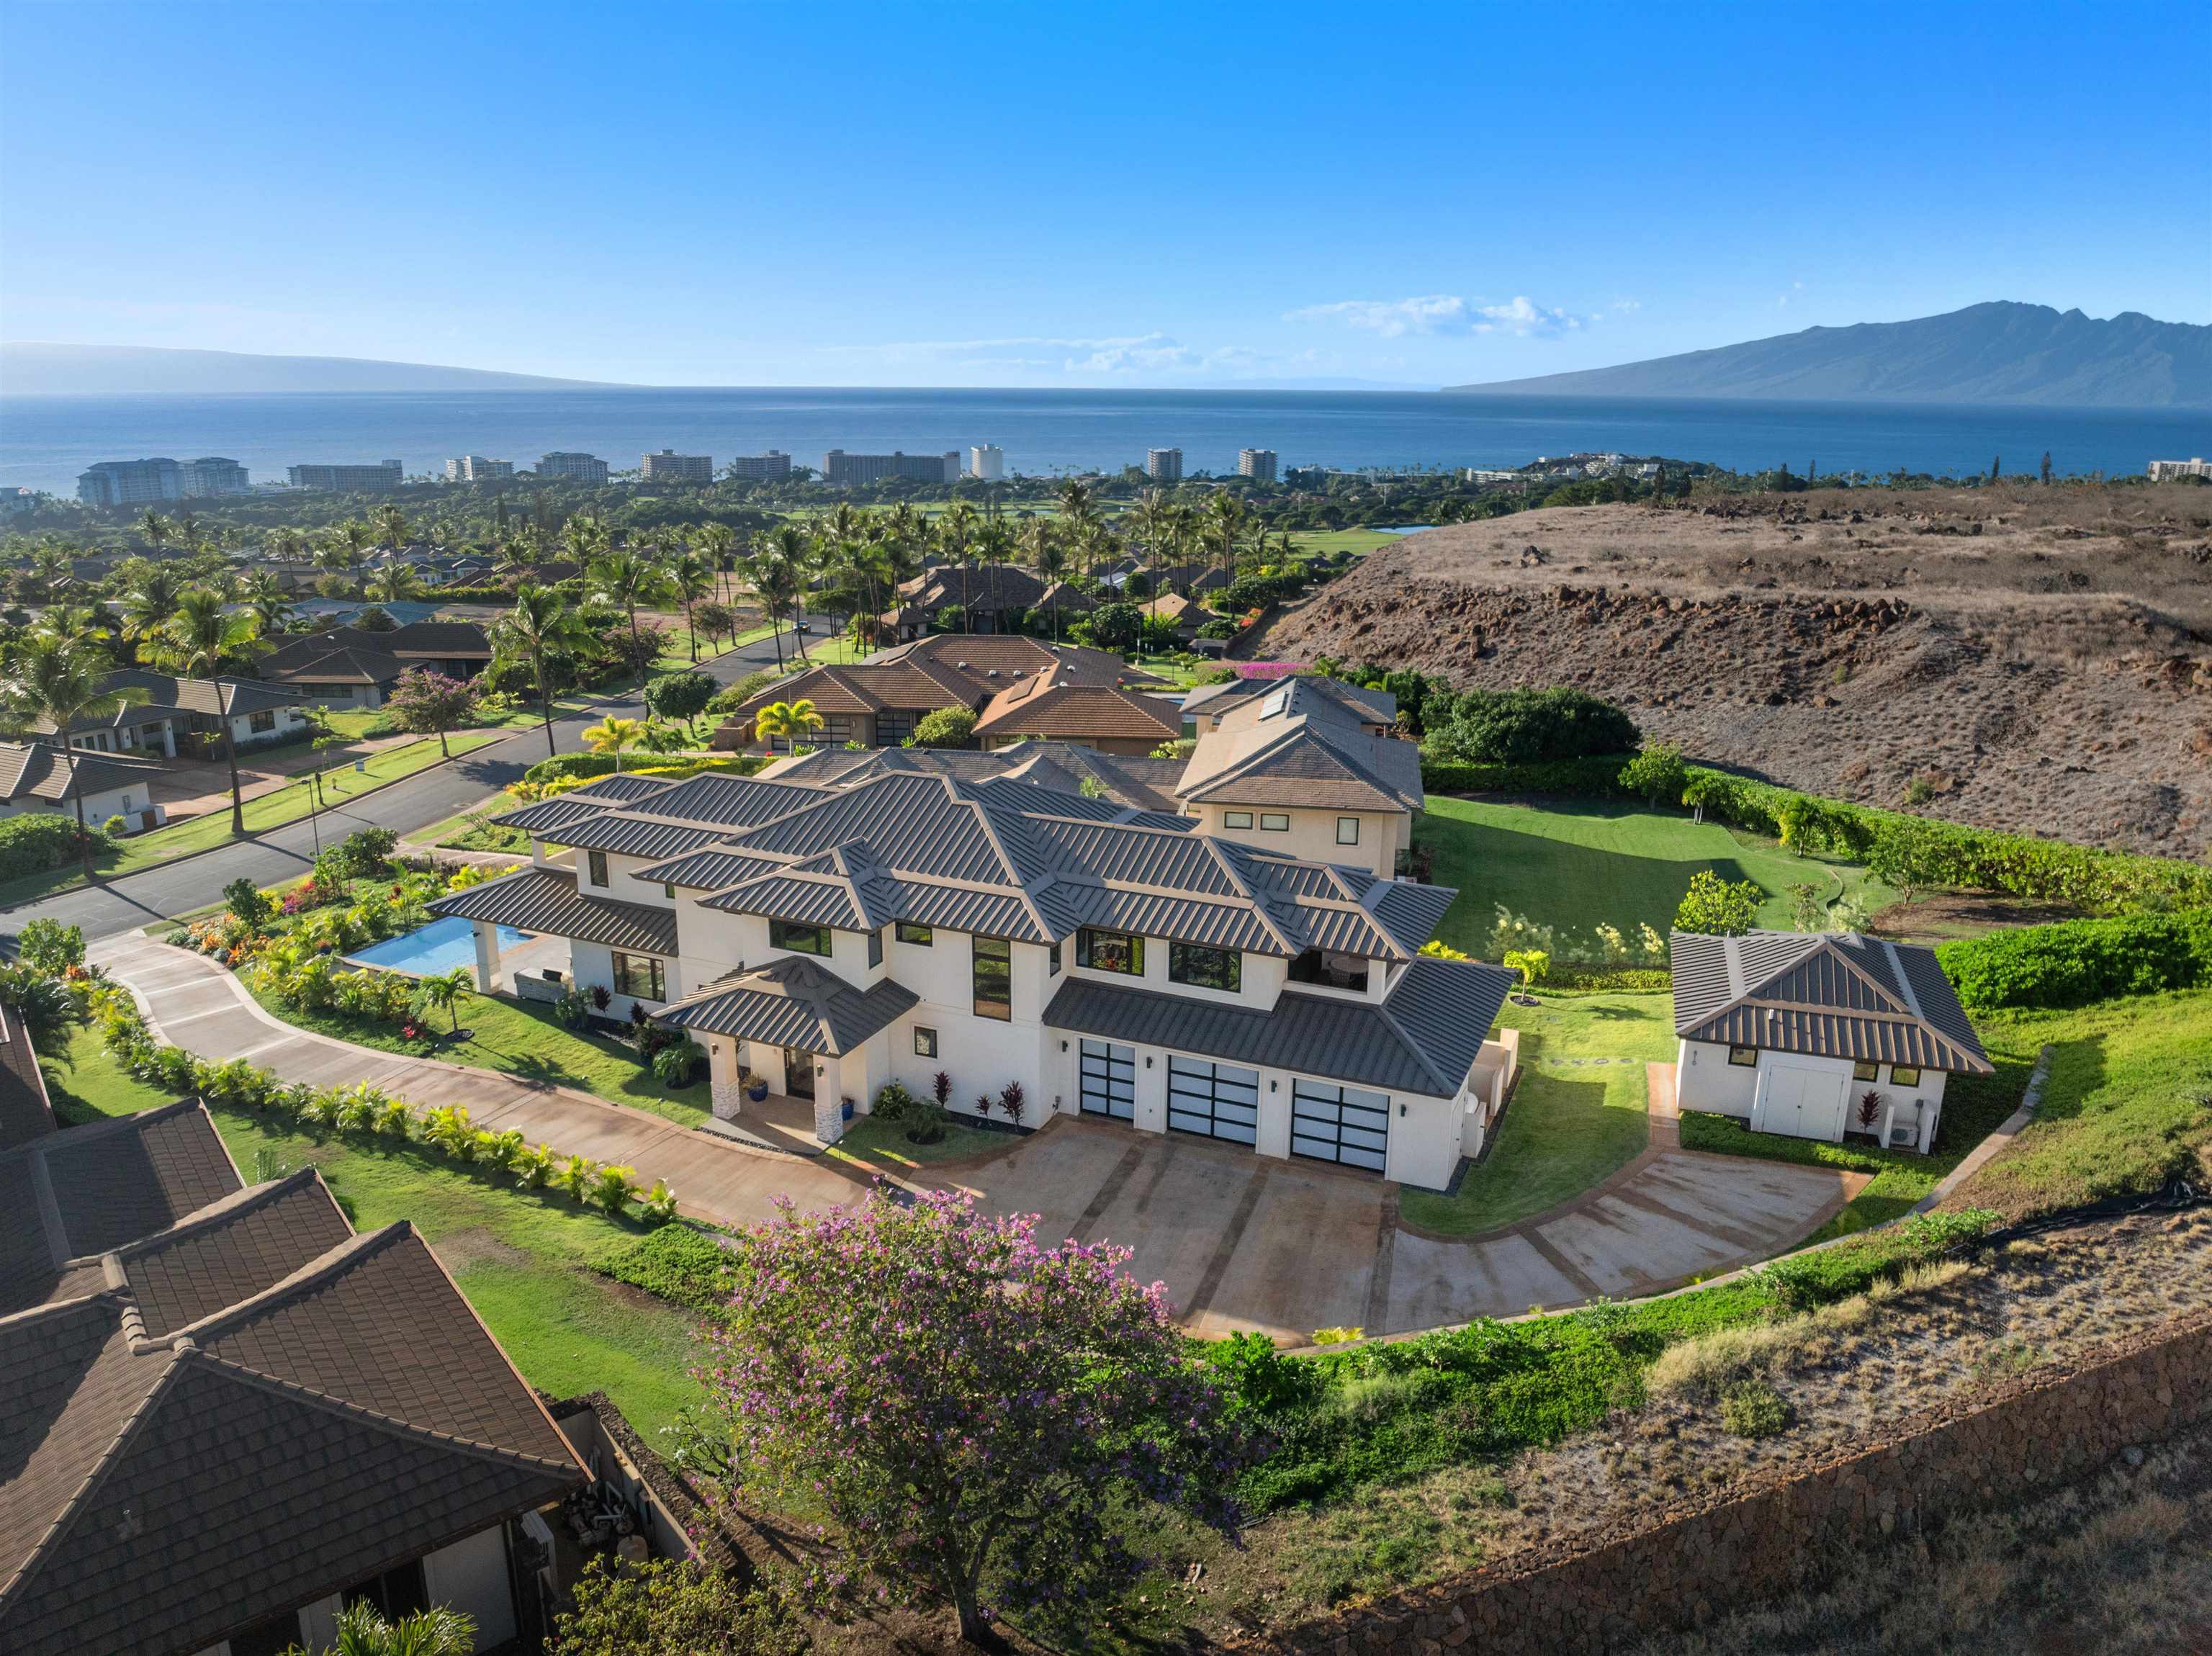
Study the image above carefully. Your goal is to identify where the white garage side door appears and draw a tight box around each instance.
[1768,1063,1850,1142]
[1079,1040,1136,1120]
[1290,1080,1390,1172]
[1166,1056,1260,1146]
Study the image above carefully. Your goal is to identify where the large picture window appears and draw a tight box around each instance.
[972,935,1012,1020]
[1169,940,1241,993]
[611,953,666,1001]
[1076,927,1144,976]
[770,919,832,956]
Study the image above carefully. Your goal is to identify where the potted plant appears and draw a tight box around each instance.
[745,1070,770,1103]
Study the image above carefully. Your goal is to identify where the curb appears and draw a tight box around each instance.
[1910,1043,2054,1215]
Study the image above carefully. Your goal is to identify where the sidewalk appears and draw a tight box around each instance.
[92,934,871,1231]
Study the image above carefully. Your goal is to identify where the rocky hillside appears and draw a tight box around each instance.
[1254,485,2212,857]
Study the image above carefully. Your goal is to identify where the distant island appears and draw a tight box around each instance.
[0,342,619,395]
[1445,302,2211,408]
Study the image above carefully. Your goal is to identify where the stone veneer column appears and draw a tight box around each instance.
[708,1040,743,1121]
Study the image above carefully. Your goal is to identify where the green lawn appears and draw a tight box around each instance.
[828,1115,1010,1170]
[240,977,712,1128]
[1285,527,1411,560]
[1416,797,1894,961]
[37,1022,704,1435]
[415,798,531,853]
[1398,991,1676,1236]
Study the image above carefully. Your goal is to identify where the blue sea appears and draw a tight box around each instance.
[2,387,2207,495]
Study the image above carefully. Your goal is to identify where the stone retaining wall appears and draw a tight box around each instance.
[1235,1305,2212,1655]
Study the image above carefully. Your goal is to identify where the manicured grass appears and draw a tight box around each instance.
[1416,797,1893,960]
[1948,989,2212,1221]
[0,732,504,908]
[1285,527,1410,560]
[1398,991,1675,1236]
[37,1022,703,1434]
[240,977,713,1128]
[415,798,531,853]
[827,1115,1012,1170]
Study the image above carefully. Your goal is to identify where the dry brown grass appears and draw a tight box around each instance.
[1256,482,2212,854]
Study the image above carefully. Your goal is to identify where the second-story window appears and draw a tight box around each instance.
[868,927,884,967]
[972,935,1012,1020]
[1336,816,1360,845]
[1289,948,1369,993]
[1259,812,1290,832]
[1077,927,1144,976]
[1223,810,1254,829]
[587,850,609,887]
[1169,940,1241,993]
[771,919,832,956]
[895,921,934,945]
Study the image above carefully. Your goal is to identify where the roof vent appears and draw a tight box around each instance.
[956,661,969,670]
[986,669,1000,678]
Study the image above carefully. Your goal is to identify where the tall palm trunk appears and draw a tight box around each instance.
[71,762,94,880]
[223,724,245,836]
[536,653,558,757]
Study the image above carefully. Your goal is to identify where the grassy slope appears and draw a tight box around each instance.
[236,976,713,1127]
[38,1022,703,1435]
[1398,991,1676,1235]
[1416,797,1893,958]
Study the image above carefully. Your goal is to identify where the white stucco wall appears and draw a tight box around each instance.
[1188,802,1406,877]
[421,1525,518,1650]
[1681,1038,1951,1152]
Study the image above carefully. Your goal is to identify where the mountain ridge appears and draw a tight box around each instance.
[0,342,619,394]
[1444,302,2211,408]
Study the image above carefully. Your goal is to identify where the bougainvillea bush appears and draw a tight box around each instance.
[696,1185,1258,1644]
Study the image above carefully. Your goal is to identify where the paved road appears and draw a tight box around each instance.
[2,629,800,942]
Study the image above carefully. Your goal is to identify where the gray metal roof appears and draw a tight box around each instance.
[654,957,919,1056]
[490,796,609,833]
[1670,930,1990,1074]
[537,813,729,860]
[570,773,685,804]
[428,868,677,955]
[622,772,827,827]
[1043,953,1511,1099]
[630,847,787,891]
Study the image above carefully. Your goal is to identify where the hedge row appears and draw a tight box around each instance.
[1417,750,2210,916]
[0,814,90,881]
[521,752,769,783]
[1935,909,2212,1011]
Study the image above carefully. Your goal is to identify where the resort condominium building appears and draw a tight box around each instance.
[1238,448,1278,482]
[641,449,714,482]
[445,456,516,482]
[968,444,1005,481]
[1146,447,1184,482]
[76,457,183,506]
[725,450,793,481]
[286,460,404,491]
[539,451,611,482]
[822,449,961,485]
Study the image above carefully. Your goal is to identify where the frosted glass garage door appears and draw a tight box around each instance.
[1079,1040,1136,1120]
[1290,1080,1390,1172]
[1166,1056,1259,1146]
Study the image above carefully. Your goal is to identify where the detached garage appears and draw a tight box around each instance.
[1670,929,1992,1154]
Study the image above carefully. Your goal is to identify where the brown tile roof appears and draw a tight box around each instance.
[720,660,981,724]
[0,1155,583,1656]
[972,665,1182,745]
[1177,712,1424,813]
[869,634,1166,688]
[38,1100,243,1261]
[0,1005,55,1152]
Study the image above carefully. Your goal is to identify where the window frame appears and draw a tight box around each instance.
[1259,811,1290,832]
[1168,939,1241,993]
[1288,948,1370,993]
[248,708,277,733]
[1727,1045,1758,1067]
[1851,1059,1879,1082]
[1890,1066,1923,1087]
[1223,809,1254,829]
[1336,815,1360,845]
[868,927,884,968]
[1076,927,1145,977]
[971,935,1012,1021]
[611,952,666,1002]
[894,920,934,946]
[913,1026,938,1058]
[586,849,608,888]
[770,918,832,957]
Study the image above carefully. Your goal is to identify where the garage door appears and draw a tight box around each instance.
[1166,1056,1259,1146]
[1290,1080,1390,1172]
[1763,1063,1849,1143]
[1078,1040,1135,1120]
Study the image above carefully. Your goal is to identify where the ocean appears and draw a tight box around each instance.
[2,387,2207,497]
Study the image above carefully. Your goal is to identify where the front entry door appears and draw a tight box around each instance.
[783,1048,817,1100]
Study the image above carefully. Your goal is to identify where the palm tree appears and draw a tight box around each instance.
[236,570,296,634]
[753,697,824,754]
[1025,518,1068,640]
[762,523,817,663]
[366,563,427,605]
[561,510,608,568]
[322,1598,476,1656]
[692,520,737,601]
[1206,491,1247,593]
[974,515,1015,634]
[143,588,270,836]
[0,634,151,877]
[139,509,171,553]
[580,714,645,771]
[671,546,716,663]
[491,583,593,758]
[374,503,410,553]
[587,546,669,661]
[938,500,979,632]
[414,966,474,1035]
[118,564,186,646]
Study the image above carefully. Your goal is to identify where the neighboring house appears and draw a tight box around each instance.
[868,633,1169,691]
[258,621,493,707]
[1136,590,1223,640]
[0,741,168,832]
[1183,672,1398,737]
[971,662,1183,755]
[35,670,310,759]
[710,656,985,750]
[434,767,1516,1189]
[1174,678,1423,876]
[884,562,1055,636]
[1670,930,1992,1153]
[762,740,1187,813]
[0,1096,585,1655]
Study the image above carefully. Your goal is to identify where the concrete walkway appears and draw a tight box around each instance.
[94,939,1860,1344]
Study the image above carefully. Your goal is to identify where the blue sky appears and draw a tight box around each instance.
[2,0,2206,387]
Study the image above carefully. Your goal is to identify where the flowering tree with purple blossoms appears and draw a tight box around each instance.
[696,1184,1257,1645]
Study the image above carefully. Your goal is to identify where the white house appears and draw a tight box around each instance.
[0,740,170,833]
[39,670,311,760]
[432,765,1517,1191]
[1670,930,1992,1153]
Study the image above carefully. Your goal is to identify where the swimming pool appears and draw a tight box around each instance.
[345,915,534,976]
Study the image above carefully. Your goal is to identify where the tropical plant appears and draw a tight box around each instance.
[696,1185,1256,1644]
[909,705,974,749]
[512,1143,558,1189]
[1619,739,1688,806]
[580,714,646,771]
[412,965,474,1034]
[281,1598,475,1656]
[638,1180,680,1225]
[752,698,824,754]
[587,546,670,660]
[554,1153,596,1202]
[1674,869,1765,936]
[491,583,593,758]
[592,1163,639,1215]
[642,670,716,739]
[16,917,85,975]
[142,588,271,834]
[1502,948,1550,990]
[0,633,152,876]
[384,667,480,757]
[549,1557,800,1656]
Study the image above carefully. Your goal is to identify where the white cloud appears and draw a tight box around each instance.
[1286,293,1587,338]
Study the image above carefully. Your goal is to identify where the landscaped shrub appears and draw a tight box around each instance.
[598,1223,737,1311]
[0,814,91,879]
[1936,910,2212,1011]
[651,1042,698,1087]
[1424,687,1640,765]
[1419,754,1634,798]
